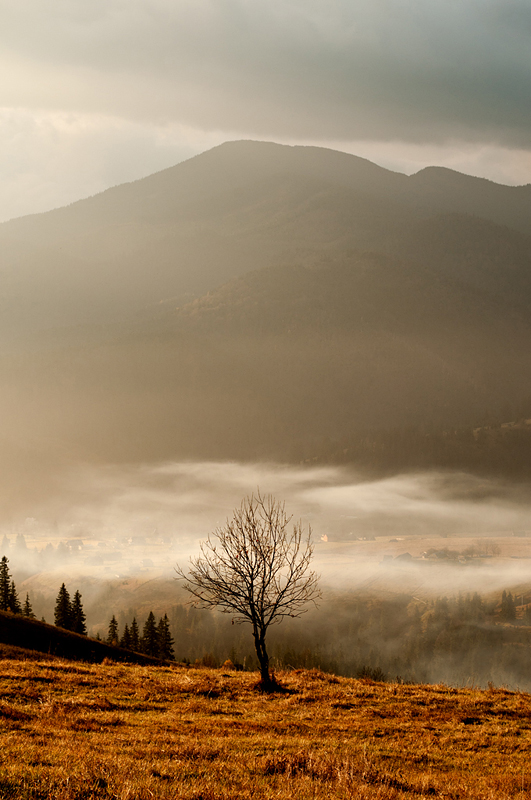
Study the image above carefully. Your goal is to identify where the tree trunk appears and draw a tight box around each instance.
[253,627,270,685]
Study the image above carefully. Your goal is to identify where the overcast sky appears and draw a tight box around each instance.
[1,0,531,221]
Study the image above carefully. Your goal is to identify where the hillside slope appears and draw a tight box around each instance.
[0,659,529,799]
[0,611,158,665]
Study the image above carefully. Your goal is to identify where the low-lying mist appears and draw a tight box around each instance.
[3,460,531,599]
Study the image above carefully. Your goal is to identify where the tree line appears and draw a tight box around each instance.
[0,556,35,618]
[104,612,174,660]
[315,415,531,479]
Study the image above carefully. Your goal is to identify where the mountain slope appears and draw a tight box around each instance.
[0,140,530,338]
[0,140,530,501]
[3,245,530,470]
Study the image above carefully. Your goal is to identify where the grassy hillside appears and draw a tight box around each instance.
[0,658,529,799]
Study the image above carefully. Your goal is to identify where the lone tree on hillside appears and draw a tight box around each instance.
[22,593,35,619]
[177,493,320,689]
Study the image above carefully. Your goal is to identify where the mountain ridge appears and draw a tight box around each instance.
[1,139,530,337]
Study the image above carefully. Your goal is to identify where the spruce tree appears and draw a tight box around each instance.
[157,614,175,661]
[120,623,131,650]
[22,593,35,618]
[130,618,140,652]
[54,583,72,629]
[8,580,21,614]
[71,590,87,635]
[140,611,158,657]
[107,615,119,646]
[0,556,11,611]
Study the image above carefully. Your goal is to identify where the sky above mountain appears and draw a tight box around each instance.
[1,0,531,221]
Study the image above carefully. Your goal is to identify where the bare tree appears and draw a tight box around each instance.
[177,492,320,688]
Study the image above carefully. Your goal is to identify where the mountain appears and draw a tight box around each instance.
[0,140,531,507]
[1,140,530,338]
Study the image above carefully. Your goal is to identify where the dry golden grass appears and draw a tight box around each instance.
[0,658,530,799]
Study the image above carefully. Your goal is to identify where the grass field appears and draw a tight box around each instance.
[0,658,530,799]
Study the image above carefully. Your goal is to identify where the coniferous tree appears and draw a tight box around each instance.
[107,615,119,646]
[141,611,158,657]
[22,593,35,619]
[71,590,87,635]
[0,556,11,611]
[157,614,175,661]
[130,618,140,652]
[8,580,21,614]
[120,623,131,650]
[54,583,72,629]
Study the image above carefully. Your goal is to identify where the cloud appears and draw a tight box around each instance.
[0,0,530,147]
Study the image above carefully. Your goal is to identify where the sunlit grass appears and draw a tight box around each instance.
[0,658,529,798]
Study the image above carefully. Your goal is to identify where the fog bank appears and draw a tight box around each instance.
[2,462,531,600]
